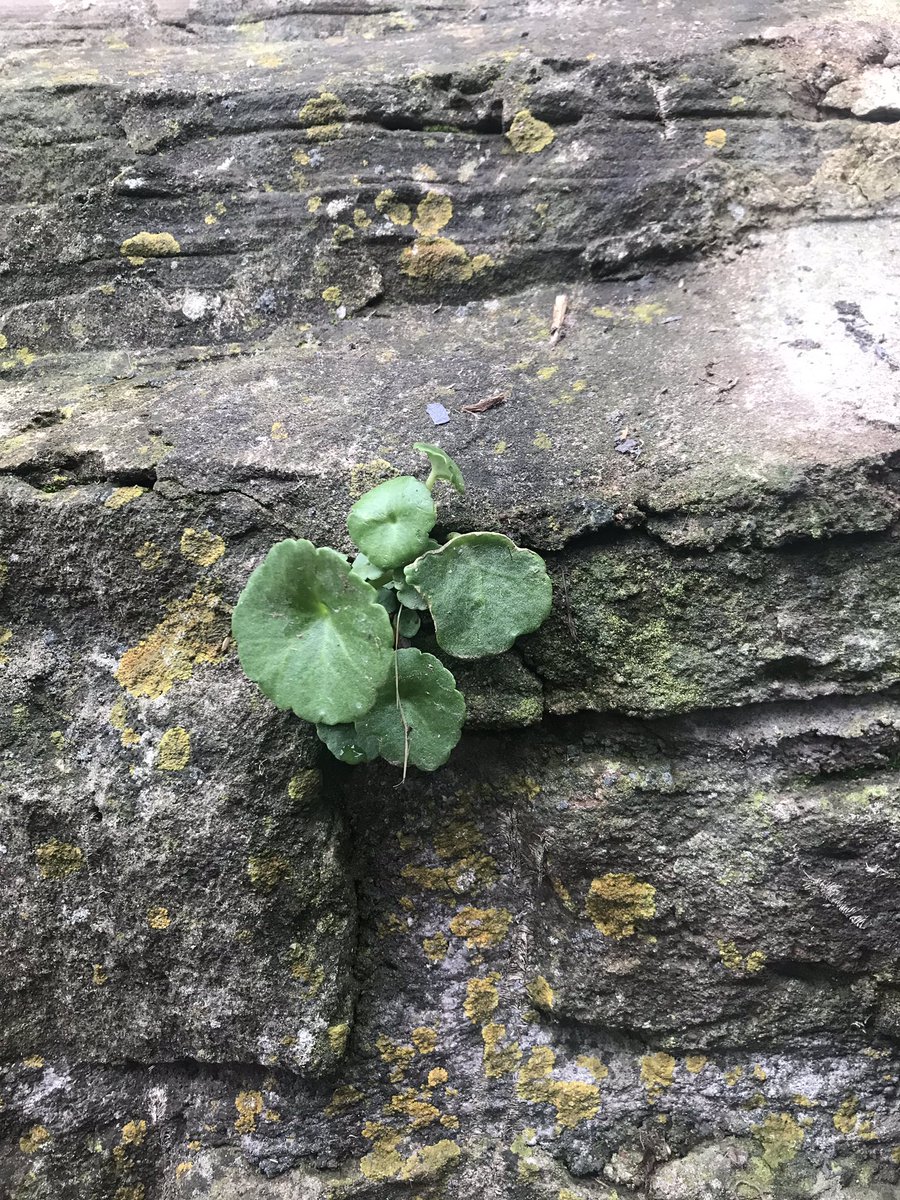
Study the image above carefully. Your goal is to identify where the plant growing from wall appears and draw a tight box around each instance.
[232,444,552,776]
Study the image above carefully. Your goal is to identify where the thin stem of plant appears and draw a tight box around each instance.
[424,469,437,492]
[393,611,410,783]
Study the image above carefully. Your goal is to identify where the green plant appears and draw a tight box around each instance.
[232,444,552,776]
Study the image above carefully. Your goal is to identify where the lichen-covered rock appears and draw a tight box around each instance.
[2,0,900,1197]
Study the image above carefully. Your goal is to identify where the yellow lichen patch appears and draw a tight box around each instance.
[360,1146,404,1182]
[246,854,291,890]
[121,1120,147,1147]
[526,976,554,1009]
[729,95,747,108]
[629,301,668,324]
[493,440,507,455]
[399,237,493,285]
[724,1066,744,1086]
[35,838,83,880]
[325,1084,363,1116]
[375,189,412,226]
[413,163,438,182]
[536,364,558,381]
[586,874,656,938]
[287,769,321,803]
[0,627,12,667]
[719,941,767,974]
[704,128,727,150]
[105,486,146,510]
[685,1054,708,1074]
[533,431,552,450]
[376,1035,416,1081]
[464,975,499,1024]
[754,1112,805,1169]
[332,223,354,244]
[175,1162,193,1179]
[517,1046,555,1103]
[148,906,171,930]
[116,591,227,699]
[576,1055,609,1083]
[402,816,498,896]
[349,457,398,498]
[423,932,449,962]
[449,906,512,949]
[23,1056,44,1068]
[360,1123,404,1181]
[289,946,325,993]
[92,963,108,986]
[19,1125,50,1153]
[515,1047,599,1128]
[156,727,191,771]
[640,1052,676,1102]
[506,109,555,154]
[298,91,347,135]
[482,1023,522,1078]
[411,1026,438,1054]
[120,232,181,259]
[327,1022,349,1055]
[234,1090,264,1134]
[833,1095,872,1136]
[752,1064,767,1082]
[179,528,225,567]
[718,940,743,970]
[428,1067,448,1087]
[397,1139,461,1182]
[322,285,343,305]
[551,1081,601,1129]
[386,1090,440,1130]
[110,697,140,747]
[350,208,371,230]
[414,192,453,236]
[135,541,164,571]
[307,196,322,213]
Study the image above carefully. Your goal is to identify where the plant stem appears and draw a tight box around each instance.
[424,469,437,492]
[393,612,410,784]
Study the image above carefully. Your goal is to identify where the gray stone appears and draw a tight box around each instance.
[2,0,900,1197]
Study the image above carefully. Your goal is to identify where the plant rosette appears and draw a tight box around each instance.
[232,444,552,776]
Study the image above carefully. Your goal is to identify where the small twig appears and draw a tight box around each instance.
[549,293,568,346]
[559,566,578,641]
[393,613,410,784]
[461,392,507,414]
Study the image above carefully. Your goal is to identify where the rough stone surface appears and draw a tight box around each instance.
[2,0,900,1197]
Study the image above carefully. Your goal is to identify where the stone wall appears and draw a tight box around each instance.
[2,0,900,1196]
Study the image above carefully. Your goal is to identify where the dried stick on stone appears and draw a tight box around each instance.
[549,293,569,346]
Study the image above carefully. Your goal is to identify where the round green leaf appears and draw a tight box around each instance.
[414,442,465,494]
[316,723,379,765]
[398,609,421,638]
[354,647,465,771]
[347,477,437,569]
[232,539,393,724]
[405,532,552,659]
[376,586,399,614]
[350,551,390,584]
[393,569,428,610]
